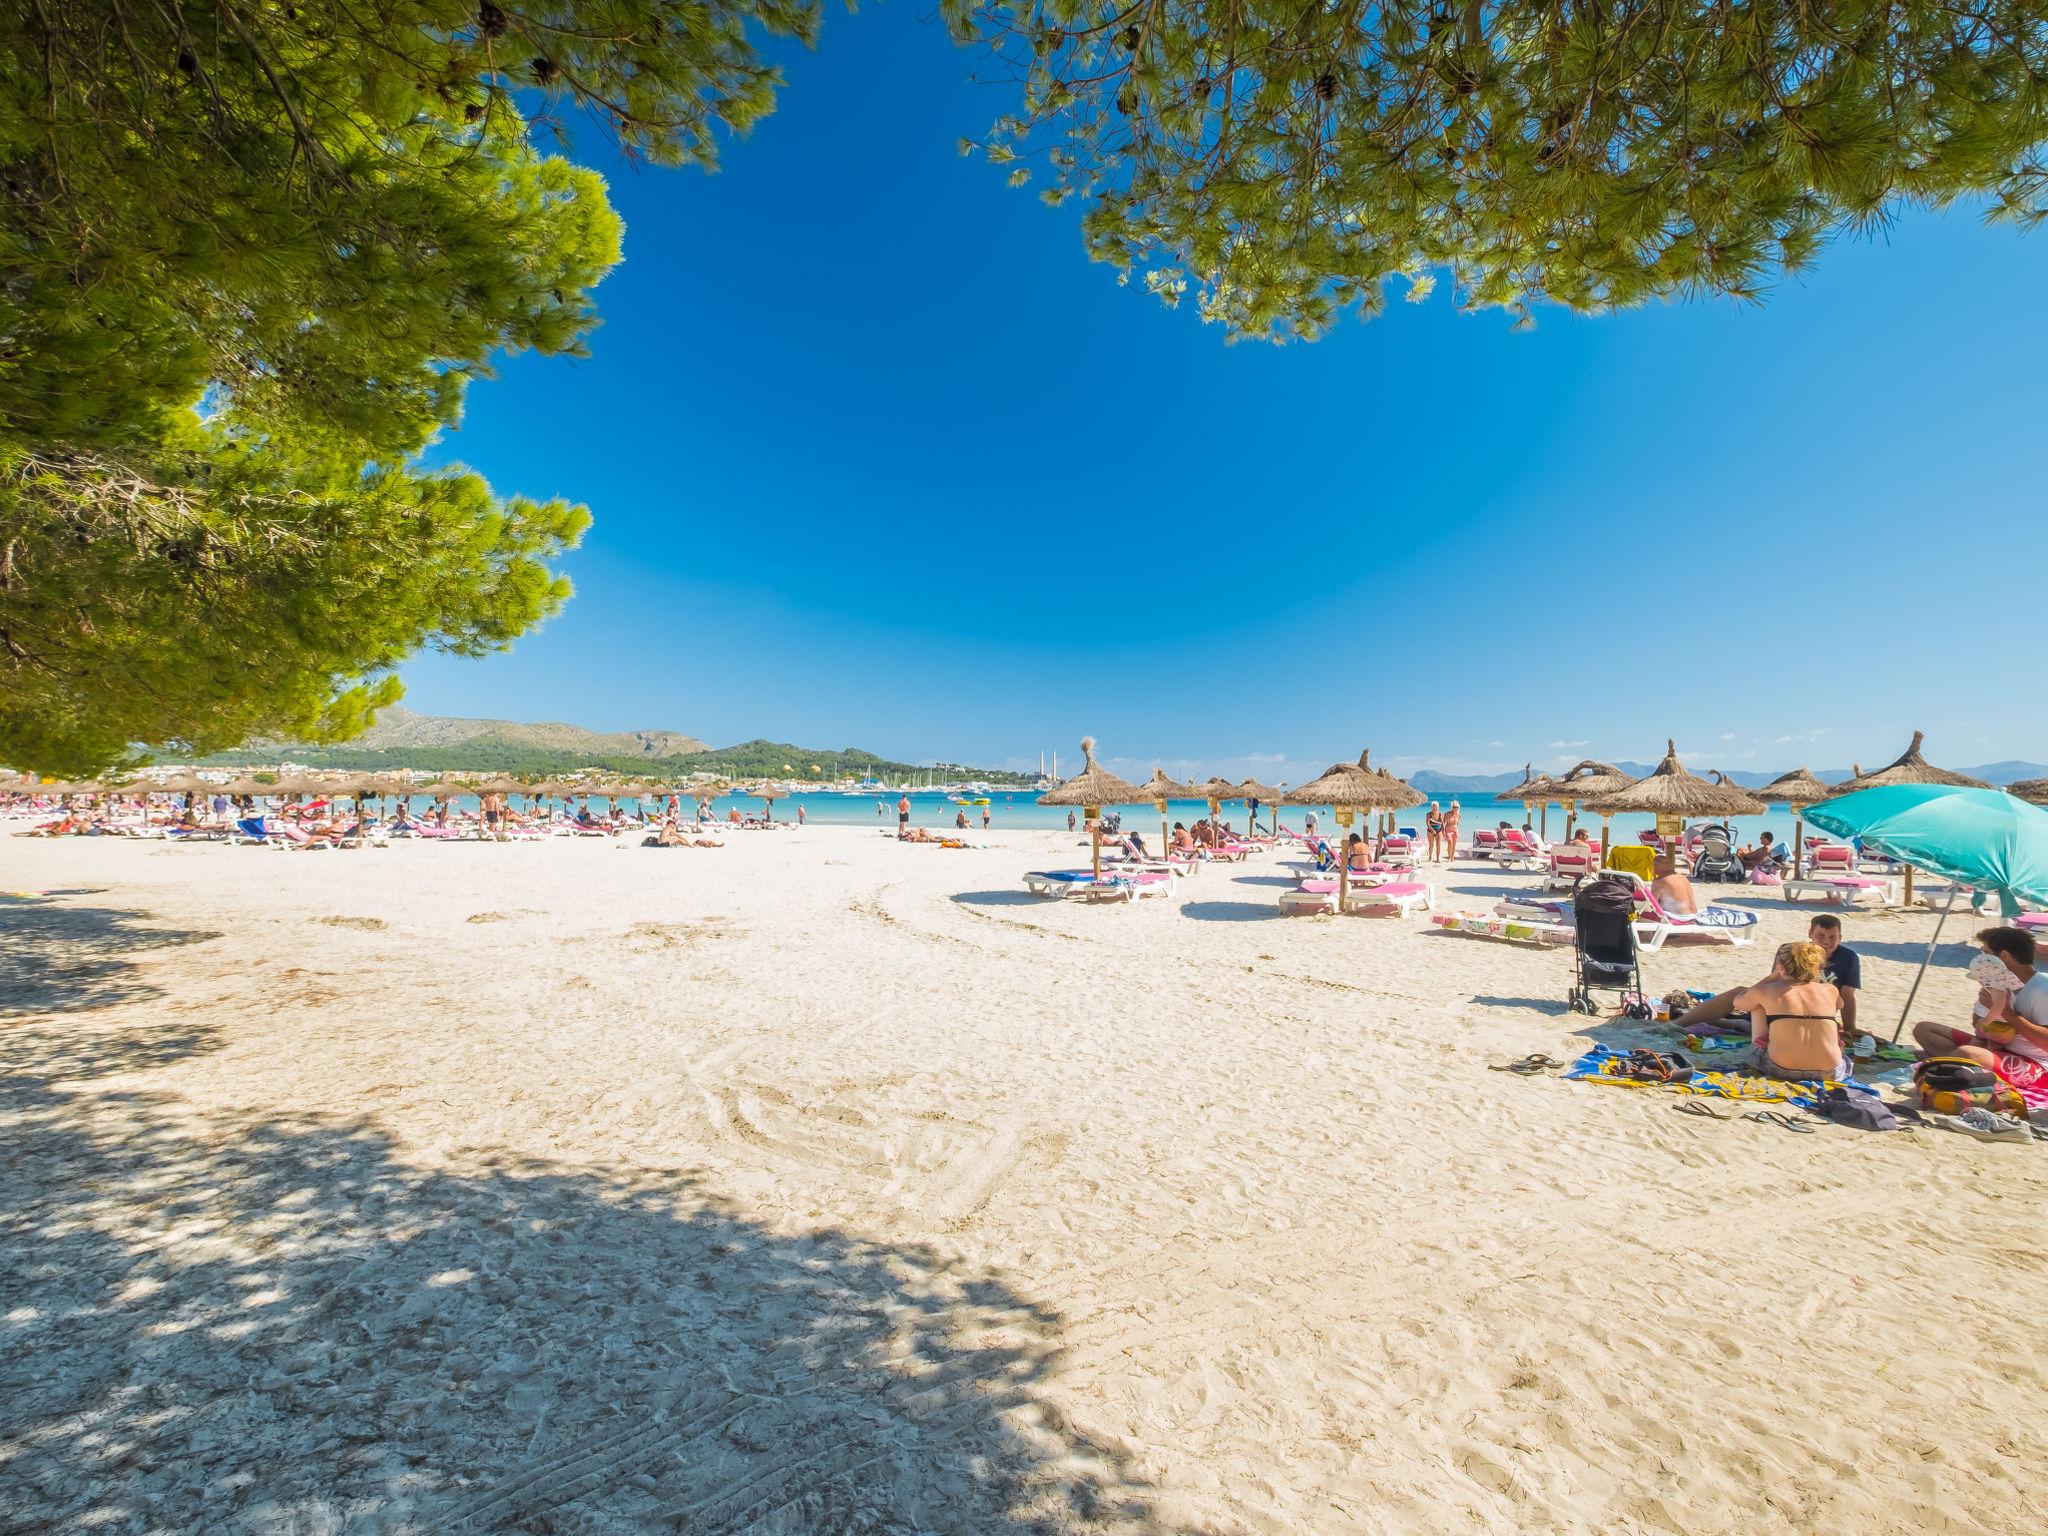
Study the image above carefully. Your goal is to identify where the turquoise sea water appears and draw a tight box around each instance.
[382,789,1813,845]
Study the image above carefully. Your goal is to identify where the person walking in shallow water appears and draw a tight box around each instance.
[982,805,991,829]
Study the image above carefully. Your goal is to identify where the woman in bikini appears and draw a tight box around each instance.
[1738,941,1847,1080]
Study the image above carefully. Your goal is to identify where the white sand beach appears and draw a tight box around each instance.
[4,825,2046,1535]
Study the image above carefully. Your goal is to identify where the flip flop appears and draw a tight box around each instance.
[1488,1054,1565,1074]
[1741,1110,1817,1134]
[1673,1099,1727,1119]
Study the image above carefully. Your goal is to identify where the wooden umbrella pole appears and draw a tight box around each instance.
[1794,810,1805,880]
[1904,864,1916,907]
[1091,813,1102,879]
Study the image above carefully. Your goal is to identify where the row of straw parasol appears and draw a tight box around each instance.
[1507,730,1999,891]
[1037,729,2022,895]
[1038,739,1423,892]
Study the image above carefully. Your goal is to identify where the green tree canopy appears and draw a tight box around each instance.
[947,0,2048,336]
[5,0,2043,772]
[1,0,812,774]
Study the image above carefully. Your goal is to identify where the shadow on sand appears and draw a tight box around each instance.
[1178,901,1282,924]
[0,1019,1192,1535]
[0,899,223,1017]
[948,889,1062,909]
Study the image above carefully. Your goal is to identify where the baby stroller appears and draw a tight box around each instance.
[1691,823,1744,883]
[1569,875,1648,1016]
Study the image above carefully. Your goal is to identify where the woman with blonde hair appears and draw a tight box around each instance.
[1737,941,1847,1080]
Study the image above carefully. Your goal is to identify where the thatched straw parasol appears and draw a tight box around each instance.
[1832,731,1990,902]
[1282,750,1415,910]
[1037,738,1145,878]
[140,772,213,797]
[1500,763,1561,837]
[1234,778,1284,836]
[2007,777,2048,807]
[1137,768,1193,856]
[1581,741,1764,868]
[1756,767,1833,878]
[1545,761,1633,843]
[1368,765,1425,837]
[1837,731,1990,792]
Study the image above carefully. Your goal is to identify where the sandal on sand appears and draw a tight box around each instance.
[1741,1110,1816,1134]
[1488,1054,1565,1075]
[1673,1099,1727,1119]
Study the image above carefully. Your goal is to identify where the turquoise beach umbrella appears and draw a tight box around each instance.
[1804,786,2048,913]
[1806,785,2048,1038]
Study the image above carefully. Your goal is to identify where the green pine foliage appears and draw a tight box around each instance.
[946,0,2048,337]
[6,1,2043,774]
[1,0,815,775]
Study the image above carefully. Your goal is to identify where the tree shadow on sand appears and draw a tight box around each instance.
[0,900,223,1016]
[0,1025,1198,1536]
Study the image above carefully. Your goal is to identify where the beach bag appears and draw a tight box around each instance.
[1915,1057,2027,1119]
[1749,867,1782,886]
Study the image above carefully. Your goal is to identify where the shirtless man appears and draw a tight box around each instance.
[1650,854,1698,917]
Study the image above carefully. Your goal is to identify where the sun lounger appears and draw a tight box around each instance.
[1783,875,1900,909]
[1379,834,1419,870]
[1495,830,1547,871]
[1279,876,1431,916]
[1429,911,1575,945]
[1092,870,1177,902]
[1023,869,1176,902]
[1471,829,1501,859]
[1345,880,1433,917]
[1806,844,1857,875]
[1542,848,1601,890]
[1626,882,1756,950]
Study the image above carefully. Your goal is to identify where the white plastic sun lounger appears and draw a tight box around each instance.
[1783,875,1901,909]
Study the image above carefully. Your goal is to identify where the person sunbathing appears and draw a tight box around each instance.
[1171,822,1195,855]
[648,818,724,848]
[1649,854,1698,917]
[901,826,953,844]
[1343,833,1375,872]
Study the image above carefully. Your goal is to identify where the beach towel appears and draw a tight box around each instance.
[1563,1044,1876,1109]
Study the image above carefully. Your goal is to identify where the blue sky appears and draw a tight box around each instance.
[405,3,2048,784]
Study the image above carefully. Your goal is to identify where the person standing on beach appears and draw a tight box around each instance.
[1068,810,1077,832]
[982,805,991,829]
[898,794,910,836]
[1442,800,1461,862]
[797,803,806,826]
[1425,801,1444,861]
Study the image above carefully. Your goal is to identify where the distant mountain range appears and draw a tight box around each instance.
[207,709,1034,784]
[1408,760,2048,795]
[313,705,712,760]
